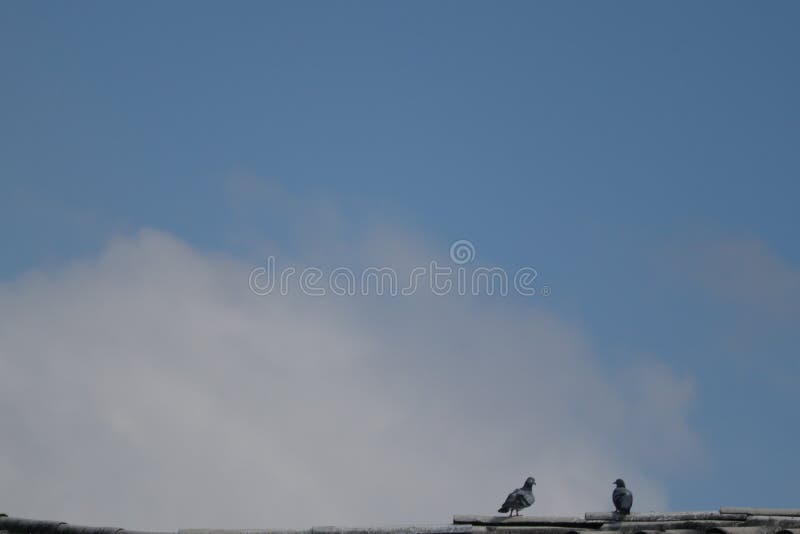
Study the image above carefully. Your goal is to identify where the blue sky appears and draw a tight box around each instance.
[1,1,799,526]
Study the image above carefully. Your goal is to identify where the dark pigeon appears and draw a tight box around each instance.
[612,478,633,515]
[498,477,535,517]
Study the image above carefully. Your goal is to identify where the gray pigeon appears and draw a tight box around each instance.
[612,478,633,515]
[498,477,535,517]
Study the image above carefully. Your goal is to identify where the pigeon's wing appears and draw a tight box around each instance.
[613,488,633,513]
[621,490,633,512]
[503,490,519,508]
[499,489,519,511]
[612,488,624,509]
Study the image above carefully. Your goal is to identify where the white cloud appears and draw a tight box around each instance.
[666,233,800,314]
[0,228,698,530]
[696,236,800,312]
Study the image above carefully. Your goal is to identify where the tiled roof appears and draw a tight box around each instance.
[3,509,800,534]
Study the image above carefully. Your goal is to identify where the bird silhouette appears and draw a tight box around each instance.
[498,477,535,517]
[612,478,633,515]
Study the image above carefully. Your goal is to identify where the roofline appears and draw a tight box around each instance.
[3,509,800,534]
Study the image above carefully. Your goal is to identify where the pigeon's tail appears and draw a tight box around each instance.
[498,506,510,514]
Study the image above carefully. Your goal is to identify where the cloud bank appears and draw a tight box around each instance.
[693,235,800,314]
[0,229,698,530]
